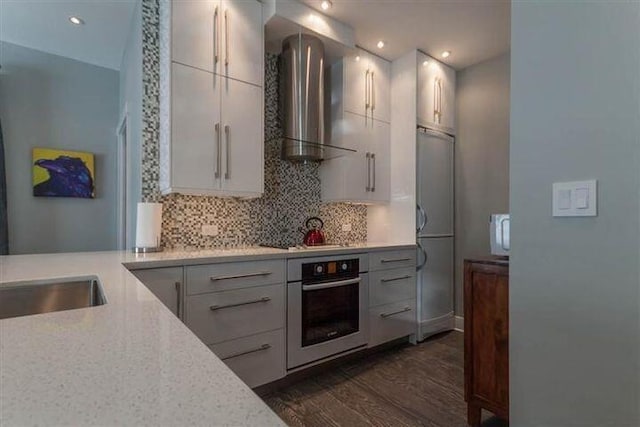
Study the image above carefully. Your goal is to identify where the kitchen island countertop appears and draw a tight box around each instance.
[0,243,414,425]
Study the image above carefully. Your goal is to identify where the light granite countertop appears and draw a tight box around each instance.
[0,243,414,426]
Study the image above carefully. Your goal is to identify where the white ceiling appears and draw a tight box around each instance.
[0,0,137,70]
[0,0,510,72]
[300,0,511,70]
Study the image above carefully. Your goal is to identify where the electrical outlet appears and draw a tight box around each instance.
[201,225,219,236]
[342,223,352,232]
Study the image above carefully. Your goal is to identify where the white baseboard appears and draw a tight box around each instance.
[454,316,464,332]
[418,312,454,341]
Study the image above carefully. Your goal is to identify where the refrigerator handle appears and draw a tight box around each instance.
[416,241,428,271]
[416,204,427,233]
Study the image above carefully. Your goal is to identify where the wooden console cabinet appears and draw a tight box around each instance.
[464,258,509,426]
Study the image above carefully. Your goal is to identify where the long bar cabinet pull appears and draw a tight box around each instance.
[221,344,271,361]
[380,307,412,318]
[209,296,271,311]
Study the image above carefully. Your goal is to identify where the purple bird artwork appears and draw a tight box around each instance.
[33,149,95,199]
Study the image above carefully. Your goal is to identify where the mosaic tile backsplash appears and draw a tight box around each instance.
[142,8,367,249]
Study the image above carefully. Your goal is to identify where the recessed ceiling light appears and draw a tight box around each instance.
[441,50,451,58]
[321,0,332,10]
[355,55,360,62]
[69,16,84,25]
[422,60,429,67]
[377,40,385,49]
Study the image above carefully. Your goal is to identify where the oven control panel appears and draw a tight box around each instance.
[302,258,359,282]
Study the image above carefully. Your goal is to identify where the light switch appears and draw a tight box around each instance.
[574,187,589,209]
[558,189,572,210]
[552,180,597,217]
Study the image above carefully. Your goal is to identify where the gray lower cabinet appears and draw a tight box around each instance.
[186,259,285,295]
[209,329,285,388]
[369,249,417,272]
[184,260,287,388]
[130,267,184,318]
[368,249,417,347]
[370,267,416,307]
[184,283,285,344]
[369,299,416,347]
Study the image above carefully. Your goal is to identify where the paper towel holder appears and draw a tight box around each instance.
[133,202,164,253]
[133,244,163,254]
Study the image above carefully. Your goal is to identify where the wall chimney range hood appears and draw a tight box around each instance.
[280,34,325,162]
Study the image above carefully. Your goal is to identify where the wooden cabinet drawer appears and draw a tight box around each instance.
[185,283,285,344]
[369,249,416,272]
[369,299,416,347]
[370,267,416,307]
[209,329,285,388]
[186,259,285,295]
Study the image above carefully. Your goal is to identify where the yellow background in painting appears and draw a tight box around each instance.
[32,148,95,186]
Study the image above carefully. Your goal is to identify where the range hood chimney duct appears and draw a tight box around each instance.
[280,34,325,162]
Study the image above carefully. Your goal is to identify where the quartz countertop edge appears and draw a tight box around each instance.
[0,243,414,426]
[124,243,416,269]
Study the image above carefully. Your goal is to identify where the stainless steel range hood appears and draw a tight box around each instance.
[280,34,325,162]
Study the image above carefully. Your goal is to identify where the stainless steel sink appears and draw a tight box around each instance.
[0,277,106,320]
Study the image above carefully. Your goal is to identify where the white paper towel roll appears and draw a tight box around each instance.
[135,202,163,248]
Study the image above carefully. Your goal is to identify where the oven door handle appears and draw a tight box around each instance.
[302,277,362,291]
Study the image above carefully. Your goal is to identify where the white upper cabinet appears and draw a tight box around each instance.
[417,52,456,133]
[220,0,263,86]
[322,49,391,204]
[170,63,221,191]
[160,0,264,197]
[369,118,390,202]
[339,49,391,124]
[367,53,391,123]
[172,0,262,86]
[321,112,390,204]
[220,78,263,194]
[171,0,216,73]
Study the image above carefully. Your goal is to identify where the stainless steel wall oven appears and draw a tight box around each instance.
[287,253,369,369]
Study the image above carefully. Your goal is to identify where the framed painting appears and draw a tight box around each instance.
[32,148,95,198]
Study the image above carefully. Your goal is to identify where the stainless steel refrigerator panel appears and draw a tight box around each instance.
[416,129,454,237]
[417,236,454,325]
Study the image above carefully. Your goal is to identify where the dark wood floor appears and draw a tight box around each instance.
[261,331,507,427]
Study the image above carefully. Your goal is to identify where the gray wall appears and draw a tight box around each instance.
[454,53,510,315]
[0,42,119,254]
[510,2,640,426]
[119,0,143,250]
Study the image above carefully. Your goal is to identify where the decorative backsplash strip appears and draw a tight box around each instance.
[142,3,366,249]
[141,0,161,201]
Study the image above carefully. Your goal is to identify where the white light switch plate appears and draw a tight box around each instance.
[552,180,597,217]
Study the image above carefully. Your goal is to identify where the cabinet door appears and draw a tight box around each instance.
[370,119,390,202]
[220,77,263,195]
[172,0,217,73]
[220,0,263,86]
[464,262,509,416]
[439,64,456,131]
[417,52,438,127]
[172,63,221,191]
[131,267,184,318]
[347,112,373,201]
[321,111,369,202]
[368,54,391,123]
[342,50,369,118]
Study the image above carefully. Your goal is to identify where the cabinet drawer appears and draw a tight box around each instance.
[186,259,285,295]
[185,283,285,344]
[209,329,285,388]
[369,299,416,347]
[369,249,416,271]
[370,267,416,307]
